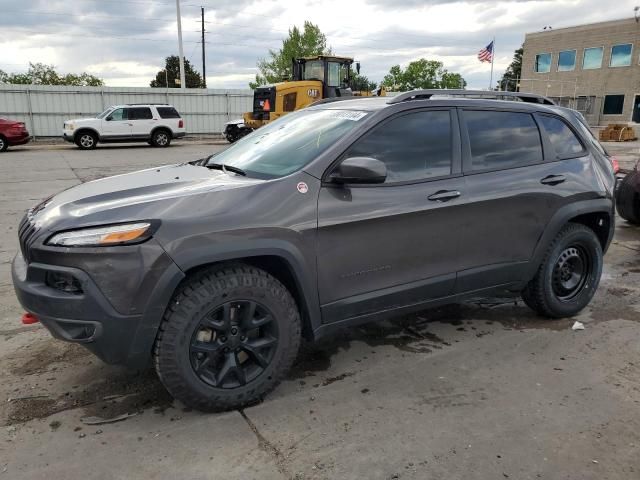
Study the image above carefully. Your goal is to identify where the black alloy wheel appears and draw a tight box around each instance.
[189,300,278,389]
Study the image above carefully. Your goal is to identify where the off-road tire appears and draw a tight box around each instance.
[616,171,640,225]
[151,129,171,147]
[75,131,97,150]
[154,264,301,411]
[0,135,7,152]
[522,223,603,318]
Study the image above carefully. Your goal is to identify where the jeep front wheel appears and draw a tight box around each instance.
[154,264,301,411]
[522,223,602,318]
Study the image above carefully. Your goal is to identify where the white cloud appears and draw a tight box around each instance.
[0,0,636,89]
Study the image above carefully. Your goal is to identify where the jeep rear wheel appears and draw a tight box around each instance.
[75,131,97,150]
[522,223,602,318]
[151,129,171,147]
[154,264,301,411]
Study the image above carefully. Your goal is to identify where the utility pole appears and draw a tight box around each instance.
[201,6,206,88]
[176,0,186,89]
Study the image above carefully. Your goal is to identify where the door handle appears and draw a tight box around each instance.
[428,190,461,202]
[540,174,566,186]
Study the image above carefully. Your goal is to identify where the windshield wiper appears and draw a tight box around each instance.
[206,162,246,176]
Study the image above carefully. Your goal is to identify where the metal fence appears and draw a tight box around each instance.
[0,85,254,137]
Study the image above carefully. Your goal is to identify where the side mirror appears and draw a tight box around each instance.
[330,157,386,184]
[356,62,361,75]
[105,115,113,121]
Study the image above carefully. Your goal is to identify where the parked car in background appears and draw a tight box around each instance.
[0,117,31,152]
[616,162,640,224]
[14,93,615,411]
[63,104,186,150]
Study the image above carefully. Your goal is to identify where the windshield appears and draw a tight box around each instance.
[207,109,368,179]
[96,108,113,119]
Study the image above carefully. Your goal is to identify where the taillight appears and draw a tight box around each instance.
[178,119,184,128]
[610,156,620,174]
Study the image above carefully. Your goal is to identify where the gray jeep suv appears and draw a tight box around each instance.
[12,93,615,411]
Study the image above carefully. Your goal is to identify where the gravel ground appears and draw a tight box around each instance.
[0,140,639,480]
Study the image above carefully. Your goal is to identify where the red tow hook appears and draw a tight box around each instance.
[21,313,39,325]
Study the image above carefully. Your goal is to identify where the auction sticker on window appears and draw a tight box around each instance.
[297,182,309,194]
[326,111,368,121]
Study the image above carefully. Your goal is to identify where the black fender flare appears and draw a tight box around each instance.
[525,198,614,281]
[169,239,322,338]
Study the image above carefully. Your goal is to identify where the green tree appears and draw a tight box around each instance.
[381,59,466,91]
[497,45,522,91]
[0,63,103,86]
[250,21,330,88]
[150,55,204,88]
[350,71,377,92]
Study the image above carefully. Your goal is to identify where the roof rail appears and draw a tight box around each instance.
[123,103,170,106]
[309,96,364,107]
[386,89,556,105]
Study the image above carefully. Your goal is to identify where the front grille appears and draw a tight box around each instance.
[18,211,39,263]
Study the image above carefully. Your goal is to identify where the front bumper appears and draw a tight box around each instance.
[62,132,74,142]
[12,240,185,368]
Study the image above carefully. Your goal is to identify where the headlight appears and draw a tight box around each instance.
[46,222,152,247]
[66,123,75,130]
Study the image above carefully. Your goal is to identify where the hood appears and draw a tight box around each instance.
[66,117,98,124]
[31,163,263,231]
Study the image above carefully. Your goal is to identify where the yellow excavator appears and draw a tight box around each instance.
[223,55,384,142]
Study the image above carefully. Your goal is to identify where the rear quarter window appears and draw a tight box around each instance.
[464,110,543,171]
[537,114,585,158]
[156,107,181,119]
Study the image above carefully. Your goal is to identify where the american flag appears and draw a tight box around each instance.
[478,41,494,63]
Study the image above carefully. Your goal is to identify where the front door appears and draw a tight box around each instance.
[316,108,465,322]
[101,107,131,139]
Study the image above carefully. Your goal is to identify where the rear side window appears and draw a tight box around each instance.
[342,110,452,183]
[464,110,543,171]
[538,115,585,157]
[128,107,153,120]
[156,107,181,119]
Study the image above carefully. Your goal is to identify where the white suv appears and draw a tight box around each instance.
[63,104,186,150]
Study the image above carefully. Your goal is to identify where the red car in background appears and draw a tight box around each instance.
[0,117,31,152]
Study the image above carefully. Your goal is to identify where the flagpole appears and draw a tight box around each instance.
[489,36,495,90]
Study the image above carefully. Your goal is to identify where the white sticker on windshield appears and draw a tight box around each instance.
[327,111,367,121]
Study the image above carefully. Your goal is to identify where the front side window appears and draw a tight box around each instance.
[464,110,543,171]
[341,110,453,183]
[538,115,584,157]
[558,50,576,71]
[327,62,341,87]
[583,47,603,69]
[108,108,127,121]
[535,53,551,73]
[207,108,367,179]
[610,44,632,67]
[603,95,625,115]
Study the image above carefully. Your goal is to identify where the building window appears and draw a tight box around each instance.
[603,95,625,115]
[576,96,595,114]
[610,44,632,67]
[582,47,603,70]
[535,53,551,73]
[558,50,576,71]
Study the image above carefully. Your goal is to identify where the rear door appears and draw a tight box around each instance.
[128,107,155,138]
[455,108,592,292]
[316,108,467,322]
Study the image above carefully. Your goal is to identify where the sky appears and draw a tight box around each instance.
[0,0,637,90]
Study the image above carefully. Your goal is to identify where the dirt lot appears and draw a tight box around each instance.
[0,141,639,480]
